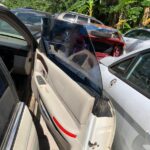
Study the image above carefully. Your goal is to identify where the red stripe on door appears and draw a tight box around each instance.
[53,116,77,138]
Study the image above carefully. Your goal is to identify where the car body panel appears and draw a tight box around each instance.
[99,49,150,150]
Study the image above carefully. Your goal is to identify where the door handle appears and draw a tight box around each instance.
[110,79,117,86]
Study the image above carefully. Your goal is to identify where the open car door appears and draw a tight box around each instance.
[0,58,39,150]
[32,19,116,150]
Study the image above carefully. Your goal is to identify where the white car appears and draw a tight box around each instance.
[100,48,150,150]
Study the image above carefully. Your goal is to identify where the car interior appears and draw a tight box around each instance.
[0,16,35,103]
[0,58,40,150]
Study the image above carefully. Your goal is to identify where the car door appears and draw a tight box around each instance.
[0,58,39,150]
[32,19,116,150]
[101,49,150,150]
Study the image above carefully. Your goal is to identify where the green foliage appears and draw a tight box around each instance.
[2,0,150,33]
[141,0,150,7]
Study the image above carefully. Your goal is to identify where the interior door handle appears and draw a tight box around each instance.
[110,79,117,86]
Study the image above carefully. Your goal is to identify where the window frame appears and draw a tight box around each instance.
[109,49,150,99]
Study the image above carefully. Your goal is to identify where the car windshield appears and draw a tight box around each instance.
[43,19,103,92]
[13,11,45,26]
[0,18,24,39]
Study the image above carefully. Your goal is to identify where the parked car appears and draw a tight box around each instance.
[12,8,51,38]
[84,24,125,60]
[123,28,150,53]
[99,47,150,150]
[0,6,116,149]
[55,11,104,25]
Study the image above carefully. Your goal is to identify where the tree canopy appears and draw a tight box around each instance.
[3,0,150,33]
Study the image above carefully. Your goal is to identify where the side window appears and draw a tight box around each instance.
[111,58,134,76]
[127,53,150,96]
[124,30,140,38]
[63,14,76,22]
[136,31,150,40]
[77,16,88,24]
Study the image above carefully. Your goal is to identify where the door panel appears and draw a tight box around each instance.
[13,105,39,150]
[32,49,95,149]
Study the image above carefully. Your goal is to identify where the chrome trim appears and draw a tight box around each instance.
[0,102,24,150]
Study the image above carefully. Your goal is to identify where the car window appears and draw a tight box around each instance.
[124,30,140,38]
[77,16,88,24]
[63,14,76,22]
[127,53,150,96]
[46,19,103,90]
[0,67,17,144]
[111,58,134,76]
[136,30,150,40]
[15,12,44,25]
[0,19,24,39]
[125,30,150,40]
